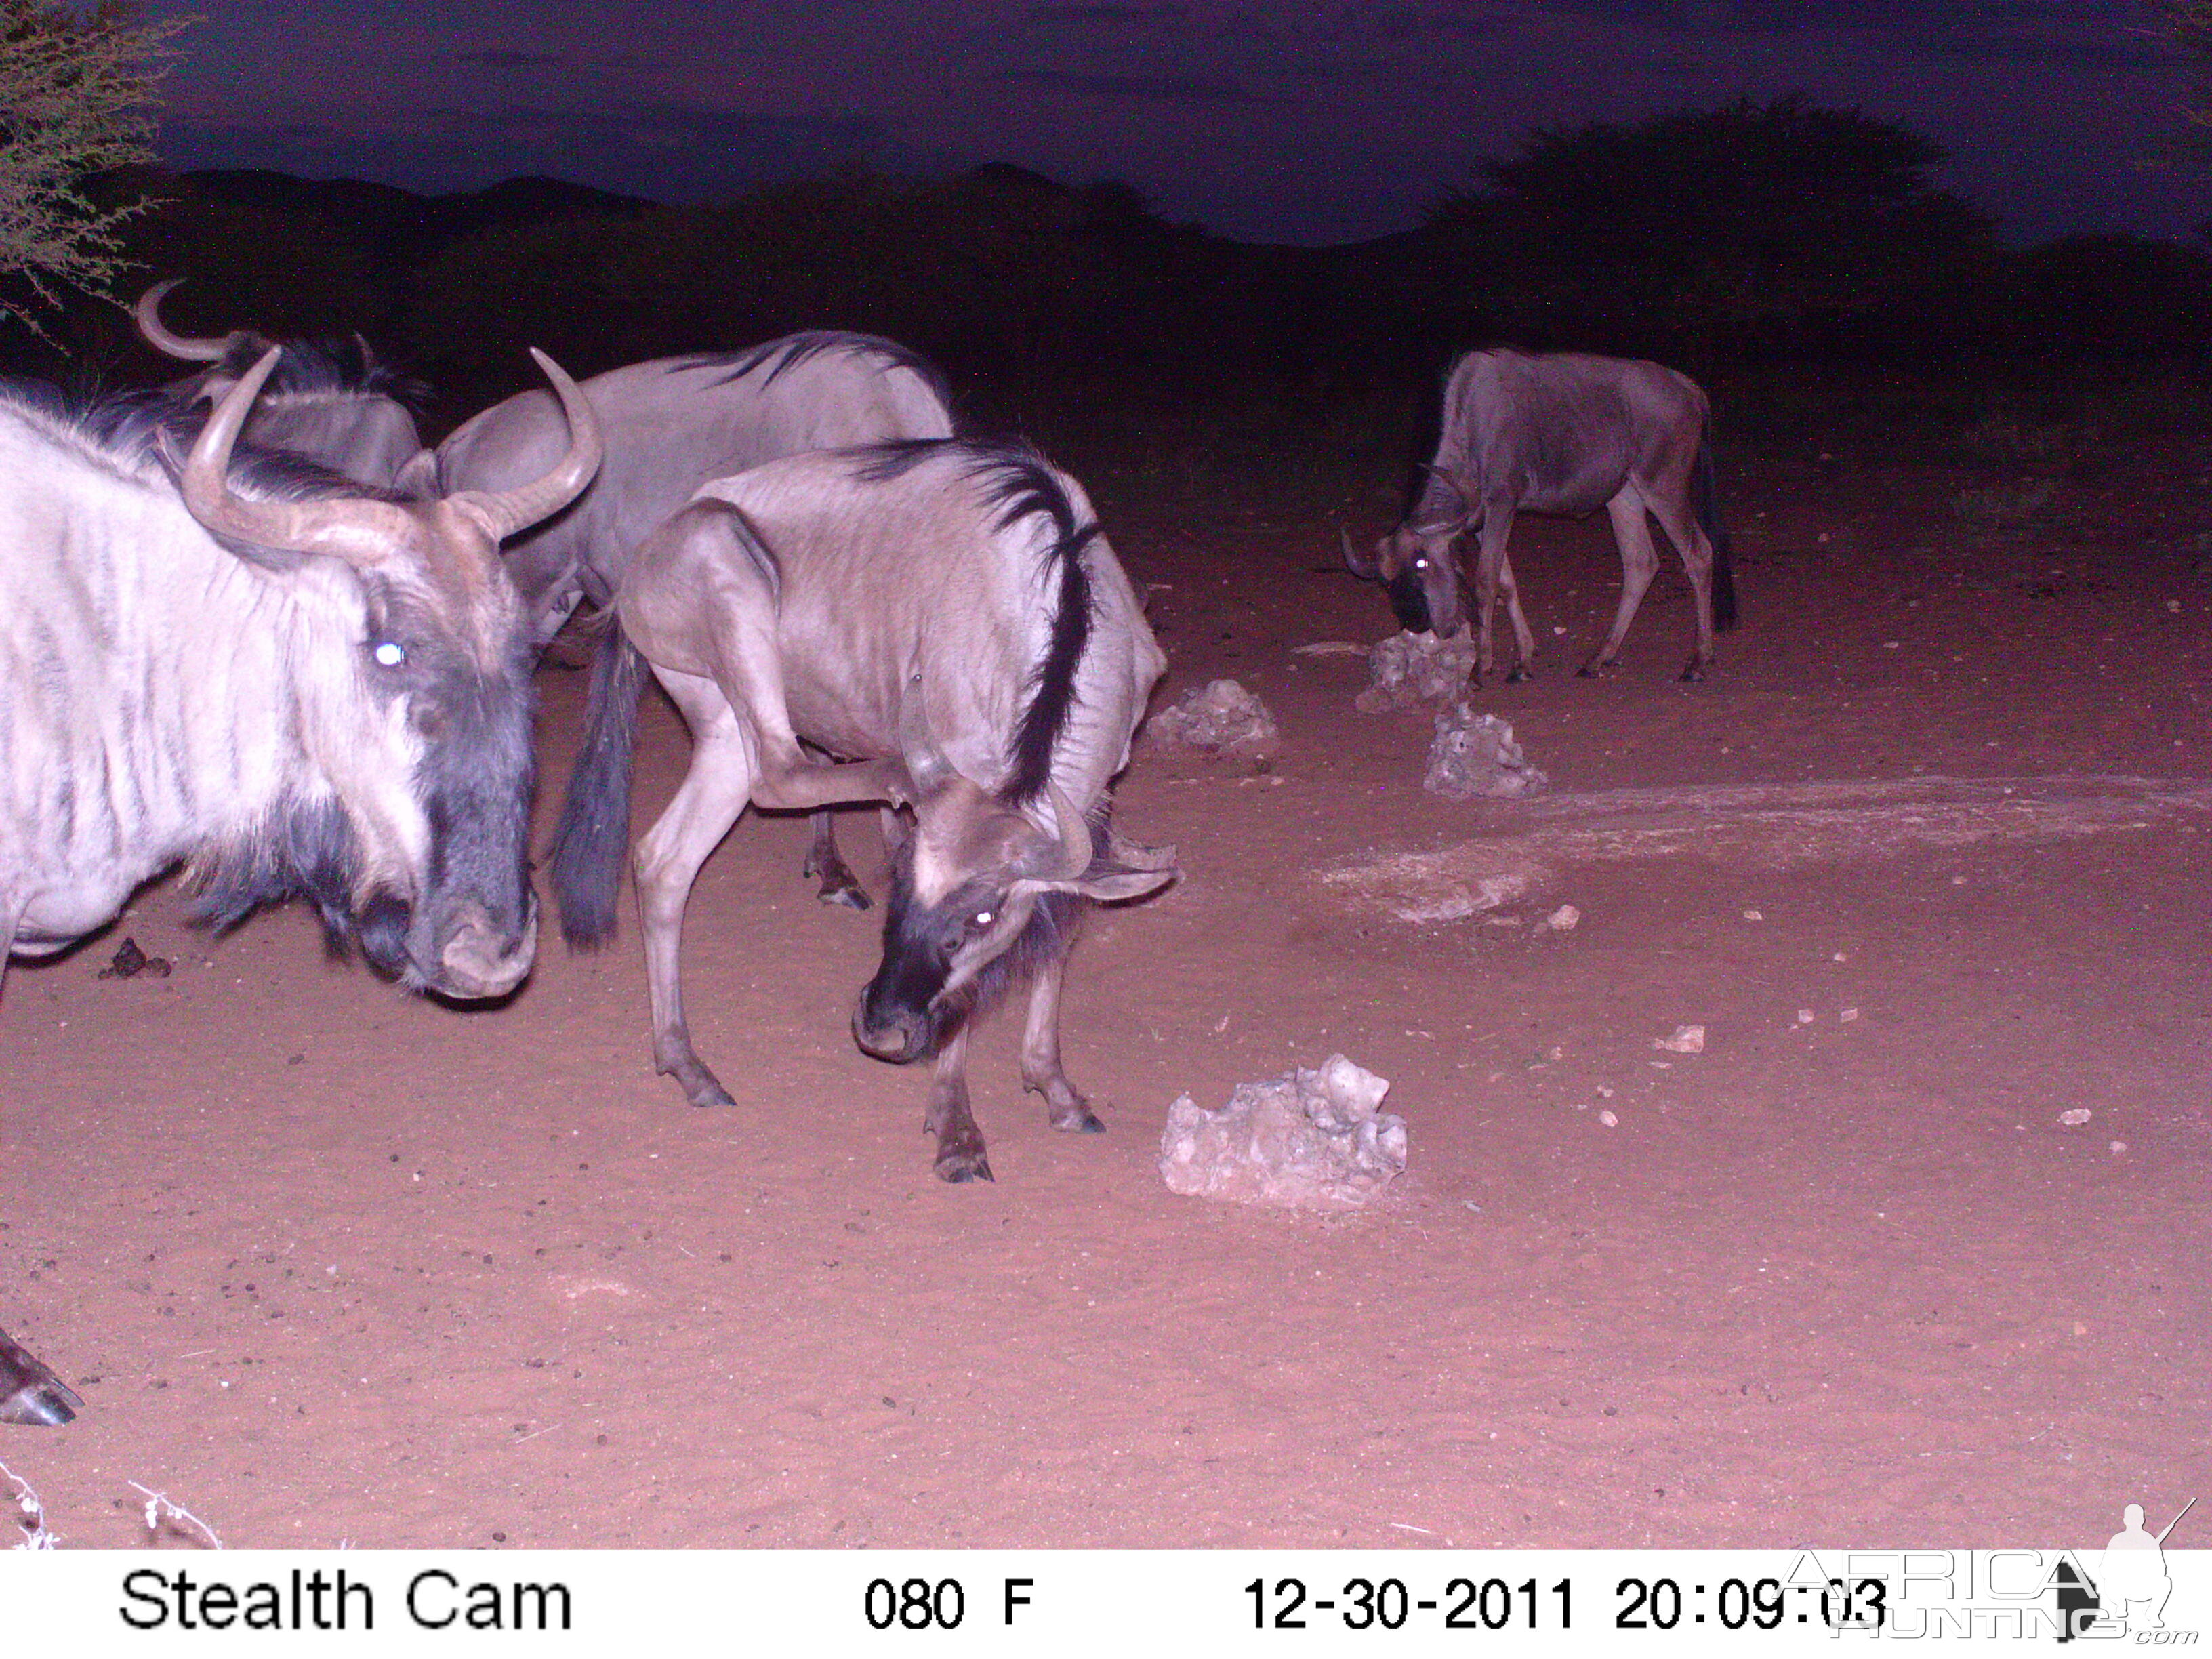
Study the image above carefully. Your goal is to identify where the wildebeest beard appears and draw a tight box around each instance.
[1386,560,1435,634]
[188,662,537,989]
[857,848,1081,1063]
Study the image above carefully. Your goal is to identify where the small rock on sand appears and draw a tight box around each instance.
[1356,630,1480,712]
[1425,704,1549,800]
[1147,678,1279,756]
[1160,1054,1407,1212]
[2059,1108,2092,1127]
[1543,904,1581,931]
[1652,1023,1705,1054]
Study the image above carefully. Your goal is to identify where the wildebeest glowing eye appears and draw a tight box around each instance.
[972,910,994,930]
[373,641,406,668]
[1413,558,1429,571]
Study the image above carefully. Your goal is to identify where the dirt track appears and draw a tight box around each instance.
[3,443,2209,1548]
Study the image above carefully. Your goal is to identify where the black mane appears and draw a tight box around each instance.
[209,335,426,409]
[853,437,1098,806]
[678,330,956,415]
[0,379,405,508]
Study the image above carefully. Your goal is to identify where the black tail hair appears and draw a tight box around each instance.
[548,621,651,948]
[1694,438,1738,630]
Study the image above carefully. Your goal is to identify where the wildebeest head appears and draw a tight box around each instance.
[136,279,424,488]
[178,346,604,1000]
[853,771,1175,1065]
[1343,465,1479,637]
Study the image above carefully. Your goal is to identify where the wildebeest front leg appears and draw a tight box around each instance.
[924,1027,992,1182]
[801,810,869,910]
[634,700,754,1110]
[1582,492,1662,677]
[0,1324,82,1427]
[1021,951,1103,1134]
[1469,512,1525,683]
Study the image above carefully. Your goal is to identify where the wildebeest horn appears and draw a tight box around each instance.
[180,347,415,562]
[1040,780,1092,880]
[1340,525,1380,579]
[448,349,603,543]
[135,279,234,363]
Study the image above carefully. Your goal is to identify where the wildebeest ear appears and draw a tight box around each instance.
[391,447,441,501]
[1014,861,1177,904]
[1417,463,1478,527]
[1106,827,1177,872]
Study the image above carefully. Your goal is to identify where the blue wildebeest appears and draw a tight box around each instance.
[549,437,1176,1183]
[406,333,960,911]
[1347,348,1737,683]
[134,279,426,489]
[0,348,602,1425]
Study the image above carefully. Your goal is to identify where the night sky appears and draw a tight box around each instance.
[148,1,2206,246]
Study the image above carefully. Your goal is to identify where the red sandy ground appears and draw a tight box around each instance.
[3,442,2207,1550]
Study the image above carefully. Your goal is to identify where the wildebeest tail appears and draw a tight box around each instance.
[1694,438,1738,630]
[549,619,649,949]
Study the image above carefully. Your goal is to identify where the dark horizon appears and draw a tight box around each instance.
[146,1,2209,249]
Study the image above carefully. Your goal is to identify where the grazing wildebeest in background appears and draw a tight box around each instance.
[0,348,602,1425]
[408,332,959,911]
[1347,348,1736,684]
[550,436,1176,1183]
[134,279,426,489]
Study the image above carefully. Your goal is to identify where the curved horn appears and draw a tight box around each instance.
[135,279,233,363]
[179,347,411,560]
[1040,779,1093,880]
[1341,525,1380,579]
[449,348,603,543]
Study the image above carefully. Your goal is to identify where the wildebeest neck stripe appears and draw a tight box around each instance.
[964,447,1096,804]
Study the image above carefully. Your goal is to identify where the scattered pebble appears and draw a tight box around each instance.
[1742,909,1763,922]
[1839,1007,1860,1023]
[1597,1109,1619,1128]
[2059,1108,2092,1127]
[98,937,172,980]
[1543,904,1581,931]
[1795,1009,1816,1025]
[2110,1141,2129,1155]
[1652,1023,1706,1054]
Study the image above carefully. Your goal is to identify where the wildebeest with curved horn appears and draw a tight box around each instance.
[1347,348,1736,684]
[0,346,602,1425]
[549,436,1175,1183]
[134,279,426,489]
[405,333,960,912]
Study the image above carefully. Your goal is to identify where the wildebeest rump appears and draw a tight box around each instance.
[408,333,959,910]
[549,437,1176,1183]
[134,279,426,490]
[0,348,602,1424]
[1347,348,1736,684]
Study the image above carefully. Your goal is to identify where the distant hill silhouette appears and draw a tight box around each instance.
[169,169,655,270]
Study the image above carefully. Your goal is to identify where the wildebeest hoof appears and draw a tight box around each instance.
[0,1332,83,1426]
[1679,660,1709,683]
[934,1145,995,1183]
[1505,664,1532,684]
[658,1057,737,1109]
[816,880,870,910]
[1,1377,82,1426]
[1052,1104,1106,1134]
